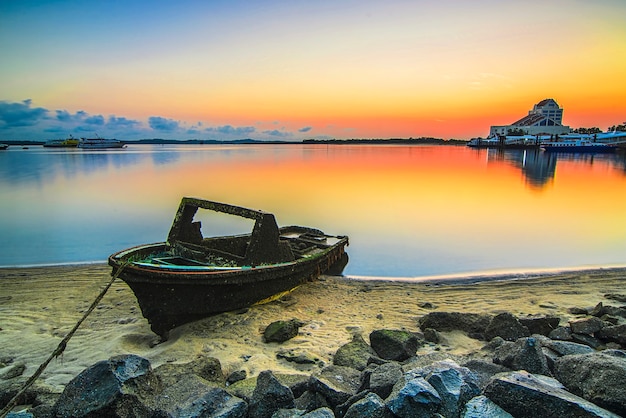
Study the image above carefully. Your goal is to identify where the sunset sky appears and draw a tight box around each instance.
[1,0,625,141]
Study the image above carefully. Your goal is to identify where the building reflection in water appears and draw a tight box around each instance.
[486,148,626,188]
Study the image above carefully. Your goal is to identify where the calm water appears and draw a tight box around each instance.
[1,143,625,278]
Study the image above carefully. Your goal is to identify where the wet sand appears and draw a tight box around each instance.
[0,264,624,392]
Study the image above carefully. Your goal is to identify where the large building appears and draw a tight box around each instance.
[489,99,571,137]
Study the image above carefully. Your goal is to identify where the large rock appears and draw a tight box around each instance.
[153,355,224,387]
[417,360,481,418]
[367,361,403,399]
[596,324,626,345]
[343,392,390,418]
[484,313,531,342]
[484,370,620,417]
[518,316,561,337]
[264,319,305,343]
[554,352,626,416]
[369,329,421,361]
[333,334,377,371]
[385,375,442,418]
[493,337,551,376]
[160,375,247,418]
[462,395,513,417]
[418,312,492,337]
[53,354,161,418]
[307,365,361,409]
[569,317,605,335]
[248,370,295,418]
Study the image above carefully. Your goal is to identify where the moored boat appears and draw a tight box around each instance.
[541,139,617,153]
[43,136,79,148]
[78,137,125,149]
[108,197,349,339]
[0,144,8,150]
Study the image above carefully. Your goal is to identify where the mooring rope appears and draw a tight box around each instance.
[0,263,127,418]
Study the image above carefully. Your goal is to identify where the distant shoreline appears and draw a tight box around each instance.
[0,137,468,146]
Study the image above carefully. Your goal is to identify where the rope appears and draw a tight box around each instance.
[0,263,127,418]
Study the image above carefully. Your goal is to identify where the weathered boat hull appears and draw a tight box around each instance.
[109,236,348,339]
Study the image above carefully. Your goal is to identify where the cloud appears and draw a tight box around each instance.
[0,99,48,128]
[299,126,312,133]
[56,109,87,122]
[149,116,179,131]
[263,129,288,137]
[209,125,256,136]
[85,115,105,125]
[107,116,140,129]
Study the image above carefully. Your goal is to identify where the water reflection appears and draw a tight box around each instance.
[1,144,625,277]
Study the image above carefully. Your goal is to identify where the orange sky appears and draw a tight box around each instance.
[1,1,625,140]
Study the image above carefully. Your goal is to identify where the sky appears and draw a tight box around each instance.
[1,0,625,141]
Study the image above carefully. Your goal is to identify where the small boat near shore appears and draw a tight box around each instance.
[0,144,8,150]
[541,139,617,153]
[43,136,79,148]
[78,137,125,149]
[109,197,349,339]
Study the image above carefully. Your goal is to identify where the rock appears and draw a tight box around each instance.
[367,361,403,399]
[462,395,513,417]
[596,324,626,345]
[590,302,626,319]
[369,329,421,361]
[417,360,481,418]
[271,408,306,417]
[534,336,594,357]
[343,392,390,418]
[571,333,603,349]
[333,334,376,371]
[484,313,531,342]
[264,319,305,343]
[554,352,626,416]
[493,337,551,376]
[301,407,335,417]
[461,360,510,390]
[423,328,447,344]
[548,326,573,341]
[385,375,442,418]
[569,317,605,335]
[294,390,330,413]
[484,370,620,417]
[569,306,591,315]
[0,363,26,380]
[227,373,309,403]
[308,365,361,409]
[518,316,561,336]
[227,370,247,386]
[249,370,295,418]
[277,349,320,365]
[418,312,492,337]
[53,355,161,418]
[160,375,247,417]
[153,355,224,387]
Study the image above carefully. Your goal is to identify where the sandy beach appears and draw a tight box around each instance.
[1,264,625,393]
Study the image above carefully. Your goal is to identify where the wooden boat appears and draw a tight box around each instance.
[109,197,349,339]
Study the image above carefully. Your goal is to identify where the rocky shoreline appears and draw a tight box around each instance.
[2,295,625,418]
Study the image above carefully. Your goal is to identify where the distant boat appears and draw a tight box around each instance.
[43,136,79,148]
[78,137,125,149]
[0,144,8,150]
[541,139,617,153]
